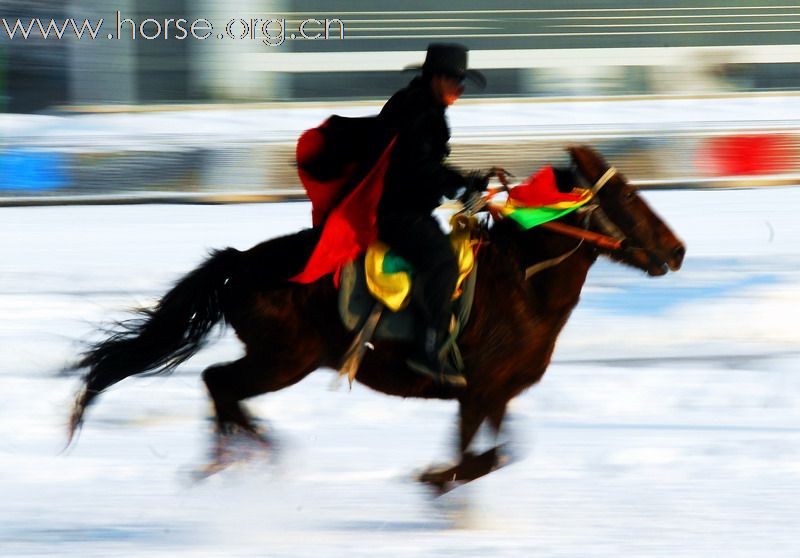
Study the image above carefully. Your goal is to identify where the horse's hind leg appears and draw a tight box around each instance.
[201,351,314,461]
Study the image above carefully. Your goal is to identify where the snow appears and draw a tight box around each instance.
[1,188,799,557]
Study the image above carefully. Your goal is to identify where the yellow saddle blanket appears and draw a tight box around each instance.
[364,215,478,312]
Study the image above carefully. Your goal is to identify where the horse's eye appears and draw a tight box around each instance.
[622,190,637,202]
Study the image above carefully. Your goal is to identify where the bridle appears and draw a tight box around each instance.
[460,165,635,280]
[576,166,627,244]
[522,166,634,279]
[589,166,617,195]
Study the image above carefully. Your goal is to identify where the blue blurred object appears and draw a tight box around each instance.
[0,149,69,191]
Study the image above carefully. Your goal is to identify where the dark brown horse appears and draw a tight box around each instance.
[68,145,685,492]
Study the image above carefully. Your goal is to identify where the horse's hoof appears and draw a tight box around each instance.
[194,426,275,479]
[189,461,231,482]
[417,465,459,496]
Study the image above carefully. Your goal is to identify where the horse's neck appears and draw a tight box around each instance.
[510,222,597,328]
[481,225,595,322]
[473,229,596,384]
[526,243,594,319]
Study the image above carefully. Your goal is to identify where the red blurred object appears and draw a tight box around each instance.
[697,134,794,176]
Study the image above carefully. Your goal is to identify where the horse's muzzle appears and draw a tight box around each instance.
[668,243,686,271]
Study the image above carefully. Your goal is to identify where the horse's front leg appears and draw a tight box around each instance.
[418,401,510,495]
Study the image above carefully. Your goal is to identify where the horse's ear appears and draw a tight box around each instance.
[564,145,579,162]
[566,144,609,181]
[566,145,582,164]
[559,145,589,191]
[566,144,598,166]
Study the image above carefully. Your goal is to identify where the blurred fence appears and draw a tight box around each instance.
[2,94,799,205]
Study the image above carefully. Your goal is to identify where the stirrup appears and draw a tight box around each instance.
[406,357,467,388]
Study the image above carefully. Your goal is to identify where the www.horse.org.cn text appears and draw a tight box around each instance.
[1,12,345,47]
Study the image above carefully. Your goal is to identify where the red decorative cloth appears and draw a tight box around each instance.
[291,119,396,284]
[507,165,585,207]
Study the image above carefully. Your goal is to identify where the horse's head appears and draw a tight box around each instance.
[567,145,685,276]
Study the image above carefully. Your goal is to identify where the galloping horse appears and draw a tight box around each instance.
[68,145,685,492]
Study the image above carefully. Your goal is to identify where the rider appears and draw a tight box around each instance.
[374,44,488,388]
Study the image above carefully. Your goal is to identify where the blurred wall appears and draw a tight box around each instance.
[68,0,137,105]
[1,0,70,112]
[2,0,800,111]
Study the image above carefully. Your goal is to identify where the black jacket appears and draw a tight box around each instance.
[376,76,466,217]
[297,76,467,221]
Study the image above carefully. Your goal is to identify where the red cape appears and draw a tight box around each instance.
[291,119,396,284]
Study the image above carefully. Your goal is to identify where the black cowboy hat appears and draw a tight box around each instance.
[404,43,487,89]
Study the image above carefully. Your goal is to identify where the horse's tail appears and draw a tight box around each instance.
[68,247,241,439]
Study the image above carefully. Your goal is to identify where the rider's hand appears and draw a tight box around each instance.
[465,170,490,195]
[457,167,513,206]
[455,171,486,204]
[464,167,513,196]
[485,167,513,190]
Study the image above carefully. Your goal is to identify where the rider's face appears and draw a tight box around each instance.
[431,75,465,106]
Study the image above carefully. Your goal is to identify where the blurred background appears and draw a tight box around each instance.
[1,0,799,200]
[2,4,800,555]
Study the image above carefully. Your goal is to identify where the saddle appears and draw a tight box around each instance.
[337,215,481,382]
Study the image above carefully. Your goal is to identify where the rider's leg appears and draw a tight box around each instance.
[377,213,463,386]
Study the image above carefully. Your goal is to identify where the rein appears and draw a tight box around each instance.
[524,239,583,279]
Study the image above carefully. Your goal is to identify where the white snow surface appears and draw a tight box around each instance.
[1,188,799,557]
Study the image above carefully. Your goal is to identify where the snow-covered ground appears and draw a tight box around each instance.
[1,188,799,557]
